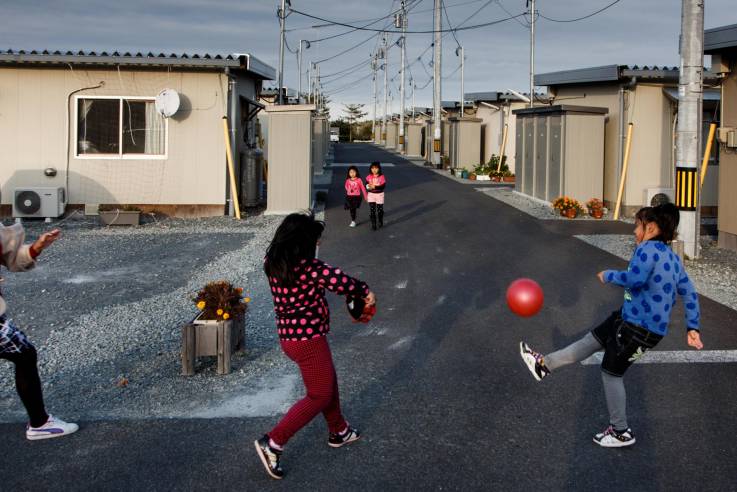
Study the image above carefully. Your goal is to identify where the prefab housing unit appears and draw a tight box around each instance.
[0,49,274,217]
[448,117,482,171]
[513,105,607,204]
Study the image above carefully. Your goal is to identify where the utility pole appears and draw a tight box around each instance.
[372,54,378,142]
[277,0,288,105]
[528,0,535,108]
[432,0,442,167]
[398,1,407,153]
[676,0,703,258]
[382,34,389,146]
[298,40,310,102]
[456,46,464,119]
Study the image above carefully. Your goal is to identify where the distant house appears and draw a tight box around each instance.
[0,49,274,218]
[535,65,719,216]
[705,23,737,251]
[464,91,539,174]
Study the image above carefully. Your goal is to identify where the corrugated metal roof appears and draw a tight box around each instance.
[0,49,275,80]
[464,91,543,103]
[535,64,679,86]
[705,23,737,51]
[512,105,608,116]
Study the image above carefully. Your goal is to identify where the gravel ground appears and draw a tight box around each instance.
[477,187,615,220]
[575,234,737,312]
[0,214,302,422]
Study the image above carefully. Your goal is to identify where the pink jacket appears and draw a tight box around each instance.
[366,174,386,193]
[345,178,368,200]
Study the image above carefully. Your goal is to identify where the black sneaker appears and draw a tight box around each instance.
[328,426,361,448]
[519,341,551,381]
[593,425,636,448]
[254,435,284,479]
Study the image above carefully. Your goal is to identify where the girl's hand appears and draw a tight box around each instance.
[597,271,606,284]
[31,229,61,255]
[364,291,376,307]
[687,330,703,350]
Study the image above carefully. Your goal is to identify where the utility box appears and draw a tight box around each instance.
[265,104,315,215]
[385,121,398,149]
[404,122,423,158]
[241,148,264,207]
[512,105,607,203]
[448,117,482,171]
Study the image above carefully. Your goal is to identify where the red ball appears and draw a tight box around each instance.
[506,278,544,317]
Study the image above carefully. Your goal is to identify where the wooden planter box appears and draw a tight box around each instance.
[181,313,245,375]
[99,210,141,226]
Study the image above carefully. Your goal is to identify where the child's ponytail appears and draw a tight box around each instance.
[653,203,680,243]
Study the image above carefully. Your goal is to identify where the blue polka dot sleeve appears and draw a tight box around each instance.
[603,244,655,289]
[677,268,700,331]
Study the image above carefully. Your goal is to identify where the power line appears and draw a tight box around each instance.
[322,61,372,85]
[320,57,371,79]
[442,0,462,48]
[288,7,527,34]
[538,0,622,23]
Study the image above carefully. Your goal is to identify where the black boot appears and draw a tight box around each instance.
[377,205,384,228]
[369,204,377,230]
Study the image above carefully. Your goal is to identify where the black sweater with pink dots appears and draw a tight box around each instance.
[268,258,370,341]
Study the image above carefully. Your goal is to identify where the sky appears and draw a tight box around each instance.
[1,0,735,120]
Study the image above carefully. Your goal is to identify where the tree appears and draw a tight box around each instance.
[342,103,368,142]
[306,94,331,118]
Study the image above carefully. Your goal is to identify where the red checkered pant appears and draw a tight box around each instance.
[268,335,347,446]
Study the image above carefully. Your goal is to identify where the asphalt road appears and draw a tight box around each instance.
[2,143,736,491]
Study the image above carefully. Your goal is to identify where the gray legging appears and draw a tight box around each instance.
[545,333,628,431]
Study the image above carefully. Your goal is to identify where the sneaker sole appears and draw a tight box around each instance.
[519,342,542,382]
[327,434,362,448]
[593,436,636,448]
[253,440,283,480]
[26,426,78,441]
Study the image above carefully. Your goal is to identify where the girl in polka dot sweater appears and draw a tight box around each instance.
[520,203,702,448]
[254,213,376,480]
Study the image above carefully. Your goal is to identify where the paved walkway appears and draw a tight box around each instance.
[2,143,736,491]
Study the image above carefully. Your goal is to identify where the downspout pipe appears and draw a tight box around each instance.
[617,76,637,207]
[224,67,238,216]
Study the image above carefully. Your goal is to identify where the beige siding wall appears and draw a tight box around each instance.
[405,122,422,157]
[0,67,230,208]
[475,102,523,173]
[563,113,605,202]
[718,64,737,249]
[265,106,313,215]
[385,122,397,148]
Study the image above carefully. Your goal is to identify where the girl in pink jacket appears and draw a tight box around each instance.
[366,162,387,230]
[344,166,368,228]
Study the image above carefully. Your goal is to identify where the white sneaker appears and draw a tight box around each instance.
[349,221,356,227]
[26,414,79,440]
[593,425,636,448]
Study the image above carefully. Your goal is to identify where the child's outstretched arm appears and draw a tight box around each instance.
[0,225,59,272]
[599,243,656,289]
[677,268,703,349]
[359,179,368,201]
[308,259,371,299]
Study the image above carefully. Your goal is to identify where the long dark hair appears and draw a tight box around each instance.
[264,212,325,285]
[369,161,383,176]
[346,165,361,180]
[635,203,680,243]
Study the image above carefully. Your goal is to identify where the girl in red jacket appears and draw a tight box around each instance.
[255,213,376,479]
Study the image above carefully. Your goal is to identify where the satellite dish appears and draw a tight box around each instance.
[155,89,180,118]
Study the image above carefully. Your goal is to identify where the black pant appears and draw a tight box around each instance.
[369,203,384,228]
[1,347,49,427]
[591,310,663,377]
[345,196,361,221]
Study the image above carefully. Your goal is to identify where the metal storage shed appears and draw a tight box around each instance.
[512,105,608,203]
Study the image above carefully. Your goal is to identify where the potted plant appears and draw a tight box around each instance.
[488,157,513,182]
[99,204,142,226]
[469,172,477,180]
[552,196,584,219]
[472,163,492,181]
[586,198,605,219]
[182,281,251,375]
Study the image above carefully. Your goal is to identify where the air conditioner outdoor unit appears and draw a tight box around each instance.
[13,187,66,219]
[644,187,674,207]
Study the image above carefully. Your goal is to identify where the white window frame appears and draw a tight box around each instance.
[74,95,169,160]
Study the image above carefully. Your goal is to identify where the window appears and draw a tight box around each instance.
[76,97,167,158]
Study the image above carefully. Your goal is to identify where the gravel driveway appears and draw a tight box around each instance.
[0,214,301,422]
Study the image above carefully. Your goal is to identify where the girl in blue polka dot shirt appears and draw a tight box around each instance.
[520,203,702,448]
